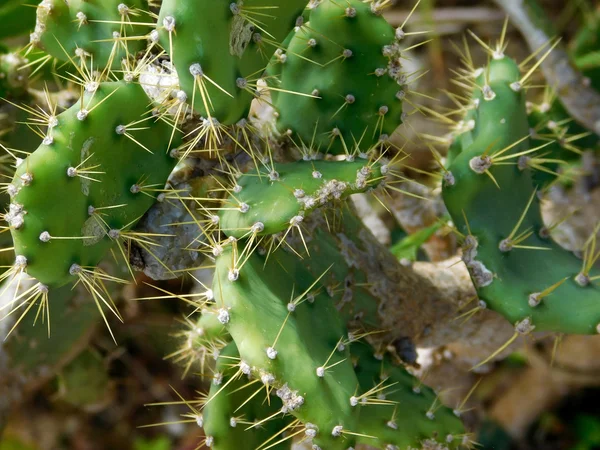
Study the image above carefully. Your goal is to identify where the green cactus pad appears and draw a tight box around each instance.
[55,349,111,409]
[351,343,466,449]
[8,81,180,287]
[202,342,292,450]
[213,244,360,450]
[211,224,467,449]
[271,0,405,155]
[218,159,385,238]
[157,0,307,125]
[32,0,152,69]
[442,56,600,334]
[4,282,98,383]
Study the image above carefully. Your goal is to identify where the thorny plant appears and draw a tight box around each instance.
[1,0,600,449]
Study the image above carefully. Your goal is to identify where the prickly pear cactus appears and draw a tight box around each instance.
[213,244,360,449]
[8,81,180,287]
[218,159,385,237]
[197,219,466,450]
[157,0,308,124]
[30,0,153,68]
[442,53,600,334]
[14,0,600,448]
[271,0,406,154]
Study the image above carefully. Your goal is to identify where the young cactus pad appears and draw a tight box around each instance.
[218,159,385,238]
[8,81,180,287]
[213,244,359,450]
[202,342,293,450]
[351,343,467,449]
[157,0,307,125]
[442,55,600,335]
[271,0,405,155]
[210,238,466,449]
[31,0,152,69]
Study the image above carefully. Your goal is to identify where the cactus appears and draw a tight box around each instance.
[271,0,406,155]
[1,0,468,447]
[218,159,385,238]
[202,342,294,450]
[212,242,359,450]
[7,0,600,448]
[30,0,153,69]
[7,81,180,288]
[442,51,600,335]
[157,0,307,125]
[200,219,465,449]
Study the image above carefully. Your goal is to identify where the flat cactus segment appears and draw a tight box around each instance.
[8,81,180,287]
[31,0,152,68]
[218,159,385,238]
[202,342,292,450]
[211,229,467,449]
[3,281,98,384]
[55,349,111,408]
[213,244,360,450]
[157,0,307,125]
[442,56,600,334]
[351,344,466,449]
[271,0,405,154]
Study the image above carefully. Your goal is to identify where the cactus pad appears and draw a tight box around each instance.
[157,0,307,124]
[218,159,385,238]
[442,55,600,334]
[8,81,179,287]
[31,0,152,68]
[208,222,467,449]
[271,0,405,155]
[202,342,293,450]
